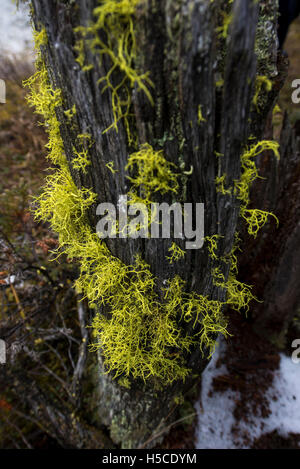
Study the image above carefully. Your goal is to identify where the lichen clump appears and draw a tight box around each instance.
[26,1,281,387]
[126,143,179,201]
[212,139,280,309]
[25,27,229,385]
[235,140,280,237]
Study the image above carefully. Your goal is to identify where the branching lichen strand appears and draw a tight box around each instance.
[74,0,153,144]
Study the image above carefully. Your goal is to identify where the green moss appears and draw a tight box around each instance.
[178,400,196,429]
[241,208,279,238]
[173,393,184,405]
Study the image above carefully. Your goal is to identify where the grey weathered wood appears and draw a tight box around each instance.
[0,79,6,103]
[238,112,300,346]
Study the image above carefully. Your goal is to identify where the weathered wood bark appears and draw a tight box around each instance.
[239,112,300,346]
[29,0,300,448]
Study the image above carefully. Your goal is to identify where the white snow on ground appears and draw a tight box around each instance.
[0,0,32,54]
[195,338,300,448]
[266,355,300,436]
[194,338,238,449]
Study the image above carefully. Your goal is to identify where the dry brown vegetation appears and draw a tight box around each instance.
[0,57,100,449]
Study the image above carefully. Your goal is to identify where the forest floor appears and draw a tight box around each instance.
[0,6,83,449]
[194,316,300,449]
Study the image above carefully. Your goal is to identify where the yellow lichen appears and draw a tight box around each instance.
[216,11,233,39]
[205,235,223,260]
[234,140,280,236]
[27,20,276,386]
[213,267,259,314]
[126,143,179,202]
[74,0,153,144]
[241,208,279,238]
[23,32,64,166]
[253,75,272,111]
[215,174,232,195]
[64,104,77,121]
[26,26,229,384]
[197,105,206,124]
[106,161,118,173]
[72,147,91,173]
[167,242,186,264]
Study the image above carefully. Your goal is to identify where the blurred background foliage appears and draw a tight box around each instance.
[0,55,103,448]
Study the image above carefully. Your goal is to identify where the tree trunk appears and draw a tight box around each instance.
[28,0,300,448]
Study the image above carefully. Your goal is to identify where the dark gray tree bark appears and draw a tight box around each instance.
[28,0,300,448]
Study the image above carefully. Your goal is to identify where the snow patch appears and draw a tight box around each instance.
[195,338,239,449]
[0,0,32,55]
[195,339,300,448]
[266,355,300,437]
